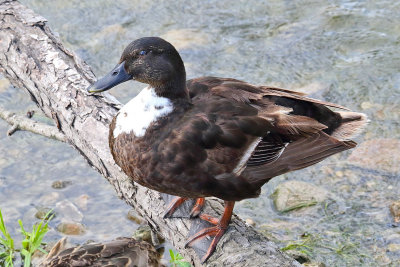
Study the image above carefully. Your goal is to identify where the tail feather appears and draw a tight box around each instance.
[332,111,369,141]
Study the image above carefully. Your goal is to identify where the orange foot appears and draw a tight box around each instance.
[185,201,235,263]
[163,196,205,218]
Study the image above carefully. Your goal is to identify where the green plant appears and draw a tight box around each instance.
[281,237,313,256]
[0,209,53,267]
[18,210,53,267]
[281,232,320,257]
[169,249,192,267]
[0,209,14,267]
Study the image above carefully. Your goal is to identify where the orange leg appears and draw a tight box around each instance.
[185,201,235,263]
[190,197,205,217]
[163,196,205,218]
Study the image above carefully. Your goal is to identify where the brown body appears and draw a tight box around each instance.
[109,77,365,201]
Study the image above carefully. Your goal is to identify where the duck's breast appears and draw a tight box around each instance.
[113,86,174,138]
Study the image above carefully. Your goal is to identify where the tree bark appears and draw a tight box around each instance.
[0,1,301,266]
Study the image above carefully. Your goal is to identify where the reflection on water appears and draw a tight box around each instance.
[0,0,398,265]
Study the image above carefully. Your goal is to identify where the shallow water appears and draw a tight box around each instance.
[0,0,399,265]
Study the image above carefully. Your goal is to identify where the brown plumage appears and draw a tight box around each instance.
[88,37,368,263]
[41,237,161,267]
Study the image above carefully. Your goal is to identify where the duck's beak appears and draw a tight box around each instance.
[87,61,132,93]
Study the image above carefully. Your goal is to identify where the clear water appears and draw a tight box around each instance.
[0,0,399,265]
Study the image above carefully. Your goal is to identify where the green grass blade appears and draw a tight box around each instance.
[0,209,14,266]
[169,249,175,261]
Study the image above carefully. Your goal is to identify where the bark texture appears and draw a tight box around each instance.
[0,1,301,266]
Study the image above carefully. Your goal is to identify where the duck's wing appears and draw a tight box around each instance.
[187,76,366,139]
[187,76,349,110]
[185,76,367,190]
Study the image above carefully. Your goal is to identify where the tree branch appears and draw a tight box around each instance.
[0,1,300,266]
[0,106,66,141]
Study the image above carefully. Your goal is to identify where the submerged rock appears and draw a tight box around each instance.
[51,180,72,189]
[127,209,145,225]
[35,207,55,220]
[55,200,83,222]
[272,180,329,212]
[387,243,400,252]
[38,192,61,206]
[390,201,400,223]
[74,194,89,211]
[245,218,256,226]
[348,139,400,174]
[56,222,86,235]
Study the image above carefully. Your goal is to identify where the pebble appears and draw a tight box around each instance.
[75,194,89,211]
[245,218,256,226]
[335,171,343,178]
[361,101,373,110]
[127,209,145,225]
[52,180,72,189]
[390,201,400,223]
[387,243,400,252]
[34,207,55,220]
[56,222,86,235]
[38,192,61,206]
[366,181,376,188]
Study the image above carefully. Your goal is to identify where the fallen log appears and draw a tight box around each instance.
[0,1,301,266]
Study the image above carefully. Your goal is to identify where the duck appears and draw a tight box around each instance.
[41,237,161,267]
[87,37,367,263]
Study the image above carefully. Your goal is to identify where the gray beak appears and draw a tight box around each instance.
[87,61,132,93]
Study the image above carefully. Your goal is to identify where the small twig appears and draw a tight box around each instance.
[7,123,18,136]
[0,106,66,142]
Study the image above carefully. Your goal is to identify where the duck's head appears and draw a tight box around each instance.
[87,37,188,99]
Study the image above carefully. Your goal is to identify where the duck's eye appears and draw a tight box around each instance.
[139,50,147,56]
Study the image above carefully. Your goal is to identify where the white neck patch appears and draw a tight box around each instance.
[113,86,173,138]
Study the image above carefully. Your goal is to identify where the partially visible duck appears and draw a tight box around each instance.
[87,37,367,262]
[41,237,161,267]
